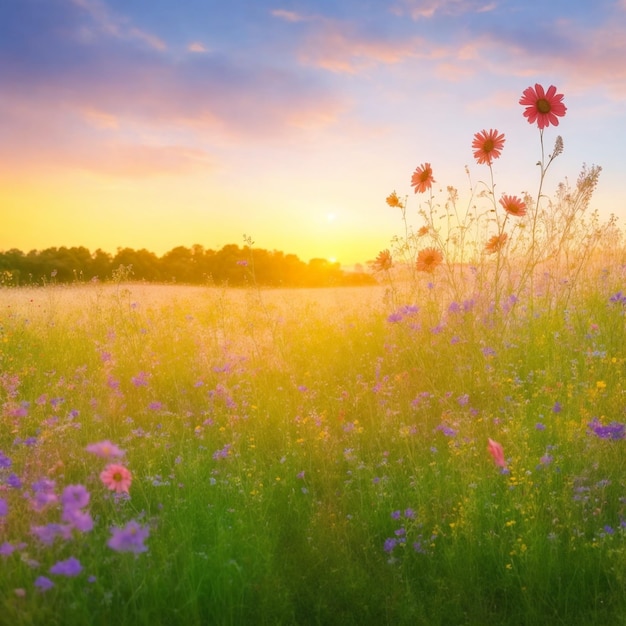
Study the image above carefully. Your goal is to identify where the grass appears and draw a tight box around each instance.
[2,274,626,625]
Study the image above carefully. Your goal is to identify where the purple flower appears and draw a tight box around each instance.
[34,576,54,592]
[107,520,150,553]
[457,394,470,406]
[7,474,22,488]
[50,557,82,577]
[61,485,90,510]
[588,419,626,440]
[383,538,398,553]
[62,508,94,533]
[552,401,562,413]
[404,508,416,519]
[131,371,149,387]
[0,452,11,469]
[391,510,401,520]
[0,541,25,556]
[535,422,546,431]
[0,498,7,517]
[387,312,403,323]
[212,444,232,460]
[30,479,58,512]
[31,523,73,545]
[609,291,626,305]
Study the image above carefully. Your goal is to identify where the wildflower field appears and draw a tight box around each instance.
[3,84,626,625]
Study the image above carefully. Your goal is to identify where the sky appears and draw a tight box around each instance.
[1,0,625,267]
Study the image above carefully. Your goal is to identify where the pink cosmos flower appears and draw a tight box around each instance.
[487,438,506,468]
[472,129,505,165]
[519,84,567,129]
[100,464,132,494]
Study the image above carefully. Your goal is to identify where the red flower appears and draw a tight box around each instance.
[519,84,567,129]
[499,194,527,217]
[487,438,506,468]
[410,163,435,194]
[472,129,505,165]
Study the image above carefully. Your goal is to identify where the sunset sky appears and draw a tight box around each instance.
[1,0,625,266]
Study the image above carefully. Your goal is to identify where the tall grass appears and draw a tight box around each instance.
[2,267,626,625]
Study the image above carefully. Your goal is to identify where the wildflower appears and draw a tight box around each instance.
[100,464,132,494]
[61,484,90,510]
[62,507,94,533]
[417,225,429,237]
[472,129,505,165]
[519,83,567,129]
[383,537,398,553]
[30,478,57,512]
[499,194,527,217]
[49,557,82,577]
[107,520,150,554]
[0,452,11,469]
[387,312,403,323]
[410,163,435,194]
[0,498,7,517]
[34,576,54,592]
[31,523,73,545]
[487,438,507,468]
[588,419,625,440]
[86,440,125,459]
[372,249,393,272]
[416,247,443,273]
[485,232,508,254]
[386,191,403,208]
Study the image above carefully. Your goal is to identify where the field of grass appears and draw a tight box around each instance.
[2,274,626,625]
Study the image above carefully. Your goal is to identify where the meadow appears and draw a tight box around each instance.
[2,270,626,626]
[3,82,626,625]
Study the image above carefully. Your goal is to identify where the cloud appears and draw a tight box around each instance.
[393,0,498,19]
[294,20,447,74]
[71,0,167,50]
[188,41,208,53]
[0,0,348,175]
[270,9,310,23]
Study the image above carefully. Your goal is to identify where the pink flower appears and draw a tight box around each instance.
[487,438,506,468]
[86,440,125,459]
[100,464,132,494]
[472,129,505,165]
[519,84,567,129]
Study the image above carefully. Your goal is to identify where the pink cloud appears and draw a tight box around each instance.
[297,22,445,74]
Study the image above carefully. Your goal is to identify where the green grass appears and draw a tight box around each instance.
[2,277,626,625]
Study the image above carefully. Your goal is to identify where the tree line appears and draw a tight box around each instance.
[0,244,376,287]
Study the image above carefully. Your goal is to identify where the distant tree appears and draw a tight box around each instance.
[111,248,161,281]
